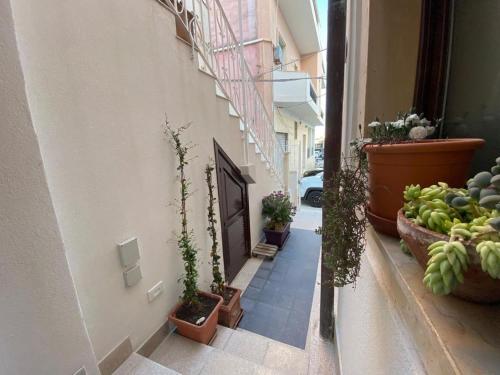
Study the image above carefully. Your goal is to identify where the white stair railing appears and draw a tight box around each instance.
[159,0,285,185]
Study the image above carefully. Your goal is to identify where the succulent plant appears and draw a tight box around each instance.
[467,158,500,211]
[403,156,500,296]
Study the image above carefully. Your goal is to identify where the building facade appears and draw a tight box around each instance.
[1,0,284,373]
[221,0,325,203]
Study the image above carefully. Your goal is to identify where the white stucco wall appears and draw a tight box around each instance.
[336,252,425,375]
[9,0,280,361]
[0,1,99,373]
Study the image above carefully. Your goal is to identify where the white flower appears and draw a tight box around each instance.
[409,126,428,140]
[368,121,382,128]
[420,118,431,127]
[392,119,405,129]
[405,113,420,126]
[426,126,435,136]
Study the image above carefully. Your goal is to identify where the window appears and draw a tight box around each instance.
[274,35,287,66]
[276,132,288,152]
[307,127,314,158]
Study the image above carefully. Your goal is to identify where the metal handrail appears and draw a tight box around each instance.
[159,0,285,185]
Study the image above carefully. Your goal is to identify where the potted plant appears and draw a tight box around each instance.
[398,157,500,303]
[165,122,223,344]
[262,191,296,248]
[205,163,243,328]
[363,111,484,237]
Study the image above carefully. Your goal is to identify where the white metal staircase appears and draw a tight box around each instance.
[156,0,286,185]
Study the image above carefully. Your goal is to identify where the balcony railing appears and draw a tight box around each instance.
[273,71,324,126]
[158,0,285,185]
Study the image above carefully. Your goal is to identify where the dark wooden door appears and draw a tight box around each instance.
[214,142,250,283]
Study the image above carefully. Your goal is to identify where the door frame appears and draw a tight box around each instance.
[213,140,251,282]
[413,0,454,127]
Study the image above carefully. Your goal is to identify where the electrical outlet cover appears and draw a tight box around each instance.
[123,264,142,287]
[118,237,140,268]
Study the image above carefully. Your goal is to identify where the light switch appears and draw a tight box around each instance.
[123,264,142,287]
[118,237,140,268]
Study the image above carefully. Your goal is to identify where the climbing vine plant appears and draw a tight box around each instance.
[205,163,225,296]
[317,142,368,287]
[165,120,199,307]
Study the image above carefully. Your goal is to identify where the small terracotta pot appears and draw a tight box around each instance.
[397,210,500,303]
[263,222,290,248]
[218,286,243,328]
[365,138,485,237]
[168,291,223,344]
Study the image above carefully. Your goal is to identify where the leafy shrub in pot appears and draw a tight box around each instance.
[205,163,242,328]
[165,122,223,344]
[262,191,296,247]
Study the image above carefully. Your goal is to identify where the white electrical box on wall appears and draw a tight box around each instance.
[117,237,140,268]
[123,264,142,287]
[147,281,164,302]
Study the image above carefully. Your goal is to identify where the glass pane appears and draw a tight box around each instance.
[444,0,500,174]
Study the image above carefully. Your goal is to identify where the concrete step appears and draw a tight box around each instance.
[148,325,310,375]
[112,353,180,375]
[212,326,310,375]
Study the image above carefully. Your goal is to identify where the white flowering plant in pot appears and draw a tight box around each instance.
[368,111,441,143]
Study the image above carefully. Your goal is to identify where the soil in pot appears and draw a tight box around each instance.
[169,291,223,344]
[174,294,218,325]
[222,287,236,304]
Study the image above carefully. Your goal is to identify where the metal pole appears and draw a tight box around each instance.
[320,0,346,339]
[238,0,250,165]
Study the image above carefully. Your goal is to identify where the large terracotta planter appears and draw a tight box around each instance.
[397,210,500,303]
[365,139,485,237]
[168,291,223,344]
[218,286,243,328]
[263,222,290,248]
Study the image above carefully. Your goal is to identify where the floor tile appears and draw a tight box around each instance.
[199,350,257,375]
[210,325,234,350]
[222,329,270,364]
[243,286,261,300]
[263,342,309,375]
[150,334,214,375]
[255,268,271,279]
[241,297,257,313]
[250,277,267,289]
[238,227,321,349]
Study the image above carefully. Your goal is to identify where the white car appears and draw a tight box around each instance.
[300,171,323,207]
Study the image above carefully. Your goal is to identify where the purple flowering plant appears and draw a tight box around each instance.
[262,191,296,231]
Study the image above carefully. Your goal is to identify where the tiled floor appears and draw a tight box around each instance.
[238,227,321,349]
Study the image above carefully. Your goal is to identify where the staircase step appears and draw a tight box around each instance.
[228,103,239,118]
[211,326,310,375]
[112,353,180,375]
[149,326,310,375]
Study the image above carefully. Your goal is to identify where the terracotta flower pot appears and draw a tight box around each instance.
[263,222,291,248]
[218,286,243,328]
[168,291,223,344]
[365,139,485,237]
[397,210,500,303]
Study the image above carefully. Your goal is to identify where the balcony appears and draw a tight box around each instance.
[273,71,324,126]
[278,0,321,55]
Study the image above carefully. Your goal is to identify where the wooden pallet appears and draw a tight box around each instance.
[252,243,278,259]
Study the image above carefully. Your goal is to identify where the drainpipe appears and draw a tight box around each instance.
[238,0,250,165]
[320,0,346,339]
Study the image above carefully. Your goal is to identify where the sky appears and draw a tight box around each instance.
[317,0,329,49]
